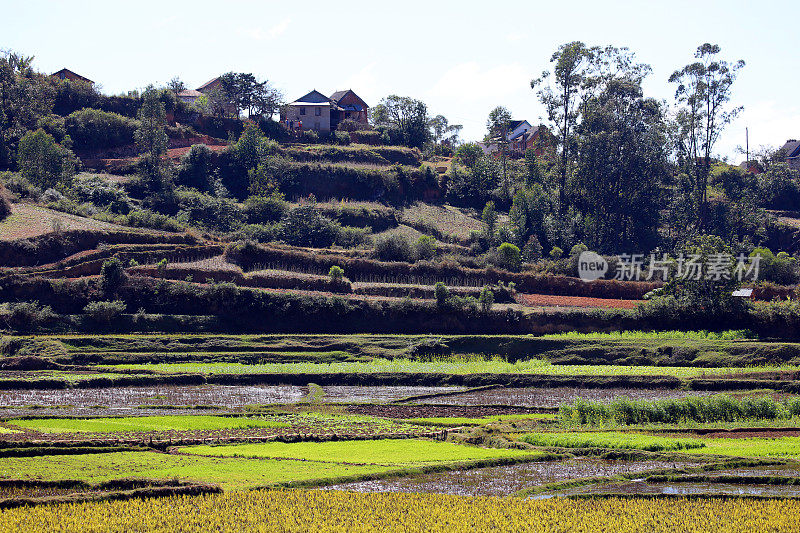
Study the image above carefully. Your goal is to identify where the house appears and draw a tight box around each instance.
[177,89,203,106]
[329,89,369,128]
[282,89,370,132]
[50,68,93,85]
[178,77,236,115]
[781,139,800,171]
[480,120,552,157]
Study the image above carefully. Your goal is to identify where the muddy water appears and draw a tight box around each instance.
[0,385,465,417]
[324,458,698,497]
[423,387,714,408]
[550,480,800,498]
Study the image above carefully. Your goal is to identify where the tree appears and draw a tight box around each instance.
[16,129,75,188]
[494,242,522,271]
[573,77,669,252]
[167,77,186,95]
[100,257,127,295]
[372,95,430,149]
[532,41,594,214]
[428,114,462,150]
[478,286,495,313]
[481,201,498,242]
[486,106,512,197]
[454,143,483,168]
[135,86,168,162]
[669,43,745,230]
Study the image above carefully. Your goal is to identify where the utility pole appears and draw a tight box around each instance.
[746,127,749,170]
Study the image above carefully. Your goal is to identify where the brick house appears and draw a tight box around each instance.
[282,89,370,132]
[178,77,236,116]
[50,68,93,85]
[480,120,553,158]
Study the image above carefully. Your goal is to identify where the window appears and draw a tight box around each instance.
[300,107,306,116]
[315,107,321,117]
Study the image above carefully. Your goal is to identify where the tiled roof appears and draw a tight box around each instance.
[291,90,332,104]
[178,89,202,97]
[782,140,800,158]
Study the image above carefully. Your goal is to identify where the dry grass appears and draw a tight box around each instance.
[399,203,490,242]
[0,203,138,242]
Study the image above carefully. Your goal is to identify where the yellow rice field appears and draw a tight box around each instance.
[1,489,798,532]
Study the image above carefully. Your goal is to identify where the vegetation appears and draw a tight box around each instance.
[3,491,800,532]
[9,415,289,433]
[519,431,704,452]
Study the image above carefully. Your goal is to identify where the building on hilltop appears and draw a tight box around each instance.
[479,120,553,158]
[282,89,370,132]
[781,139,800,171]
[50,68,93,85]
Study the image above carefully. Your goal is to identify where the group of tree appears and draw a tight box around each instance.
[180,72,283,119]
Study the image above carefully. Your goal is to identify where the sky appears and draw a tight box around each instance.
[2,0,798,161]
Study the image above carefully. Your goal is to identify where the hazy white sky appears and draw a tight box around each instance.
[3,0,798,160]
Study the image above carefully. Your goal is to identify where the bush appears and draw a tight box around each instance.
[64,108,138,151]
[550,246,564,260]
[4,301,56,331]
[243,195,288,224]
[751,247,798,285]
[100,258,128,294]
[328,265,345,283]
[335,226,370,248]
[415,235,438,261]
[71,175,132,214]
[492,242,522,272]
[121,210,184,232]
[0,184,11,221]
[522,235,543,262]
[375,233,414,262]
[175,187,243,232]
[351,130,383,145]
[434,282,449,308]
[278,205,340,247]
[17,129,76,189]
[302,130,319,143]
[337,119,361,132]
[83,300,127,324]
[334,131,351,145]
[177,144,217,191]
[479,286,494,313]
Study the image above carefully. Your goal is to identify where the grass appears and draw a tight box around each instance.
[102,359,800,378]
[691,437,800,458]
[0,451,399,490]
[8,416,289,434]
[405,414,557,427]
[518,431,706,452]
[178,439,541,466]
[0,203,139,241]
[540,330,755,341]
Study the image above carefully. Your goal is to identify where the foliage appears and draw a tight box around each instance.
[100,257,128,294]
[3,301,56,331]
[16,129,76,188]
[135,87,168,162]
[328,265,345,283]
[83,300,127,324]
[414,235,437,261]
[10,415,287,433]
[3,489,800,532]
[243,194,288,224]
[751,247,798,285]
[492,242,522,272]
[177,144,217,192]
[372,95,431,149]
[174,187,243,232]
[478,285,494,312]
[520,431,703,452]
[277,205,340,247]
[549,246,563,260]
[375,233,414,262]
[64,108,138,151]
[560,394,791,426]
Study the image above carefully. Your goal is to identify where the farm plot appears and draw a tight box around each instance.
[549,479,800,498]
[7,415,289,434]
[323,457,700,496]
[0,203,152,241]
[4,489,800,532]
[421,387,716,408]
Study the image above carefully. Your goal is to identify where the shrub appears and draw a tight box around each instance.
[337,119,361,132]
[351,130,383,145]
[4,301,56,331]
[83,300,127,324]
[328,265,345,283]
[492,242,522,272]
[100,257,128,294]
[175,187,243,232]
[751,247,798,285]
[177,144,217,191]
[375,233,414,262]
[122,210,184,232]
[243,195,288,224]
[0,184,11,221]
[335,226,370,248]
[549,246,563,260]
[17,129,76,189]
[302,130,319,143]
[278,205,340,247]
[434,282,449,308]
[522,235,543,262]
[415,235,438,261]
[478,286,494,313]
[64,108,138,151]
[334,131,351,145]
[71,175,132,214]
